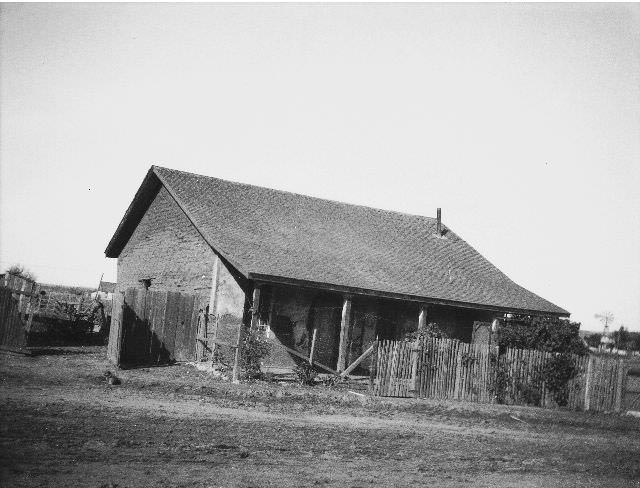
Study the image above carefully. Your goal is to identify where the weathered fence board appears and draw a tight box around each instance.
[107,292,124,364]
[0,287,28,351]
[372,337,629,413]
[107,288,206,367]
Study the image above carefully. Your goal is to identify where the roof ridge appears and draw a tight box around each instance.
[152,165,439,223]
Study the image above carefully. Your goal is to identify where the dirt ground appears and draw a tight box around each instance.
[1,347,639,488]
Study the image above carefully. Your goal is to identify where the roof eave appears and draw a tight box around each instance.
[152,167,250,278]
[105,167,161,258]
[248,272,570,318]
[105,166,251,280]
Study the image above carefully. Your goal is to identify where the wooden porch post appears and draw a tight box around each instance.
[232,284,261,383]
[411,304,428,396]
[207,256,220,355]
[250,285,261,331]
[418,304,429,332]
[337,295,352,372]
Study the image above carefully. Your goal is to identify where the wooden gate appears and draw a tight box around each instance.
[107,288,206,367]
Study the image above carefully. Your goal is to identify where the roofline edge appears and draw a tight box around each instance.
[152,167,251,278]
[104,167,159,258]
[249,272,570,318]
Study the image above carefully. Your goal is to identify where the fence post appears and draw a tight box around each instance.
[409,339,420,397]
[369,340,378,393]
[232,322,243,383]
[615,358,626,413]
[337,295,352,372]
[584,355,594,411]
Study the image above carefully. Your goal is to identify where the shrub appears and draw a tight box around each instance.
[294,362,318,386]
[498,315,588,356]
[493,316,586,407]
[240,330,271,380]
[488,352,509,404]
[536,353,578,407]
[320,373,347,388]
[402,322,449,342]
[5,264,37,282]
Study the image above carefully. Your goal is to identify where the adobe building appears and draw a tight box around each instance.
[105,166,568,373]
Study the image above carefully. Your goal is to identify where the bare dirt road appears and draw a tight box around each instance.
[1,347,639,488]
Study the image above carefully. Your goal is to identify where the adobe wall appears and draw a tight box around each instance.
[116,186,217,296]
[210,257,249,360]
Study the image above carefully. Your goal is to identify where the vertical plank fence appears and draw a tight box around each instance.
[372,337,629,413]
[0,276,42,351]
[0,287,29,351]
[107,288,206,367]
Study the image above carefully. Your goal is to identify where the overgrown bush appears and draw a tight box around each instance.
[488,353,544,406]
[5,264,37,282]
[536,353,578,407]
[240,330,271,380]
[402,322,449,342]
[498,315,588,356]
[321,373,346,387]
[492,316,586,407]
[488,352,509,404]
[293,362,318,385]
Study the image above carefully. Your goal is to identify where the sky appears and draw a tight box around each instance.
[1,3,639,332]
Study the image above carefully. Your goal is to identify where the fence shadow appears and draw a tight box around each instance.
[29,346,104,356]
[120,302,172,368]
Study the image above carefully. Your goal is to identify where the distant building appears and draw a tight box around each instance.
[91,281,116,301]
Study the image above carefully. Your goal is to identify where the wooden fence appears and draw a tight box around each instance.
[0,276,43,351]
[0,287,29,351]
[1,273,112,325]
[1,274,40,317]
[107,288,207,367]
[371,338,629,413]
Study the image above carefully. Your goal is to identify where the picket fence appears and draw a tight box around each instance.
[371,338,627,412]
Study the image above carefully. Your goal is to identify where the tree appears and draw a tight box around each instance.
[498,315,588,356]
[5,264,37,282]
[612,326,630,350]
[584,333,602,349]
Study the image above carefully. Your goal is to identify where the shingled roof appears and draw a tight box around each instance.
[106,166,569,316]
